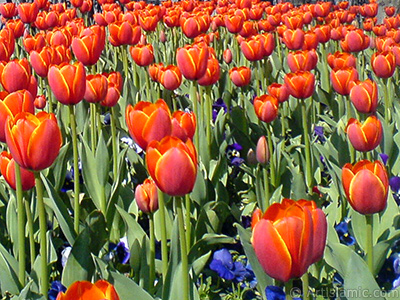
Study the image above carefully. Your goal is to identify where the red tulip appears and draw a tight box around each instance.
[180,14,202,39]
[34,95,46,110]
[29,47,53,78]
[84,74,108,103]
[197,57,220,86]
[148,63,164,82]
[158,65,182,90]
[349,79,378,114]
[0,58,31,93]
[17,2,39,24]
[340,29,370,52]
[0,28,15,62]
[71,25,106,66]
[342,160,388,215]
[252,199,327,282]
[139,14,159,32]
[284,71,315,99]
[282,28,305,50]
[223,49,232,64]
[5,112,62,171]
[224,14,244,34]
[267,83,290,103]
[146,136,197,196]
[0,152,35,191]
[346,116,383,152]
[330,67,359,96]
[327,51,357,69]
[287,49,318,72]
[109,21,141,46]
[129,44,154,67]
[176,42,209,80]
[371,51,396,78]
[0,3,17,19]
[125,99,172,150]
[48,62,86,106]
[253,94,279,123]
[240,36,264,61]
[229,66,251,87]
[171,110,196,142]
[56,280,119,300]
[135,178,159,214]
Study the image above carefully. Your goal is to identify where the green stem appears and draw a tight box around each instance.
[110,106,118,180]
[46,78,54,114]
[176,197,189,300]
[190,81,199,152]
[157,189,168,283]
[34,172,48,296]
[24,198,36,271]
[301,98,313,193]
[69,105,80,233]
[266,124,276,187]
[302,272,310,300]
[205,86,212,158]
[262,166,270,209]
[145,67,151,100]
[383,78,391,124]
[185,194,191,253]
[284,280,293,300]
[366,214,374,274]
[90,103,97,151]
[149,213,155,295]
[15,164,25,286]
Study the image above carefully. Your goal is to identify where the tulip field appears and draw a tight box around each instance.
[2,0,400,299]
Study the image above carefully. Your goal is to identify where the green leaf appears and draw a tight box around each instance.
[85,210,107,255]
[96,132,110,187]
[0,243,21,294]
[109,271,154,300]
[189,233,235,264]
[116,205,147,249]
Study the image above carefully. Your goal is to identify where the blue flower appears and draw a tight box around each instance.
[390,176,400,205]
[48,281,66,300]
[314,126,325,143]
[212,98,227,122]
[109,237,130,264]
[380,153,389,165]
[226,143,244,166]
[335,221,356,246]
[209,249,249,282]
[265,286,301,300]
[103,113,111,125]
[378,253,400,286]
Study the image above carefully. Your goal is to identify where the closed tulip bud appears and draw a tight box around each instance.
[34,95,46,110]
[268,83,290,103]
[371,51,396,78]
[223,49,232,64]
[284,71,315,99]
[71,25,105,66]
[197,58,220,86]
[148,63,163,82]
[100,84,120,108]
[346,116,382,152]
[29,46,53,78]
[56,280,120,300]
[252,199,327,282]
[129,44,154,67]
[171,110,196,142]
[18,3,39,24]
[327,51,357,69]
[135,178,159,214]
[146,136,197,196]
[0,58,31,93]
[176,42,209,80]
[125,99,172,150]
[385,6,396,17]
[256,135,269,165]
[160,30,167,43]
[253,94,279,123]
[330,67,359,96]
[5,112,62,171]
[0,152,35,191]
[287,49,318,72]
[48,62,86,106]
[84,74,108,103]
[229,66,251,87]
[158,65,182,90]
[342,160,388,215]
[349,79,378,114]
[246,148,257,165]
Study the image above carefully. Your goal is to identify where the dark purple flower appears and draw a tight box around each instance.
[209,249,249,282]
[48,281,66,300]
[109,237,130,264]
[380,153,389,165]
[390,177,400,193]
[335,221,356,246]
[314,126,325,143]
[241,215,252,229]
[212,98,227,122]
[265,286,301,300]
[226,143,244,166]
[378,253,400,287]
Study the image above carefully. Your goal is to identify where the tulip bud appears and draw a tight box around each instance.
[34,95,46,109]
[256,136,270,165]
[223,49,233,64]
[135,178,158,214]
[159,30,167,43]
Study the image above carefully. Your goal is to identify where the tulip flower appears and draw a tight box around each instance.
[224,14,244,34]
[23,33,46,54]
[282,28,305,50]
[84,74,108,103]
[180,15,202,39]
[125,99,172,150]
[284,71,315,99]
[0,152,35,191]
[71,25,105,66]
[17,2,39,24]
[302,30,319,51]
[253,94,279,123]
[197,58,220,86]
[256,136,269,165]
[139,14,159,32]
[171,110,196,142]
[287,49,318,72]
[176,42,209,80]
[330,67,359,96]
[240,37,264,61]
[268,83,290,103]
[229,66,252,87]
[371,51,396,79]
[0,58,31,93]
[340,29,370,52]
[346,116,383,152]
[29,46,53,78]
[327,51,357,69]
[5,112,62,171]
[0,90,35,143]
[56,280,120,300]
[34,95,46,110]
[252,199,327,282]
[135,178,159,214]
[0,3,16,19]
[0,28,15,62]
[342,160,388,215]
[109,21,141,46]
[158,65,182,90]
[349,79,378,114]
[149,63,164,82]
[48,62,86,106]
[129,44,154,67]
[146,136,197,196]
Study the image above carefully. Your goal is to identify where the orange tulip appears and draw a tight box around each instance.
[56,280,120,300]
[385,6,396,17]
[0,90,35,143]
[125,99,172,150]
[342,160,388,215]
[0,3,17,19]
[158,65,182,91]
[5,112,62,171]
[17,2,39,24]
[100,72,122,107]
[146,136,197,196]
[109,21,141,46]
[176,42,209,80]
[229,66,251,87]
[256,135,269,165]
[148,63,164,82]
[0,152,35,191]
[282,28,305,50]
[284,71,315,99]
[371,51,396,78]
[253,94,279,123]
[71,25,105,66]
[240,37,264,61]
[171,110,196,142]
[224,14,244,34]
[327,51,356,69]
[268,83,290,103]
[287,49,318,72]
[252,199,327,282]
[84,74,108,103]
[0,28,15,62]
[197,57,220,86]
[0,58,31,93]
[48,62,86,106]
[135,178,159,214]
[180,14,202,39]
[34,95,46,110]
[129,44,154,67]
[346,116,382,152]
[302,30,319,51]
[314,24,331,43]
[223,49,233,64]
[29,46,53,78]
[23,33,46,54]
[340,29,370,52]
[349,79,378,114]
[139,14,159,32]
[330,67,359,96]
